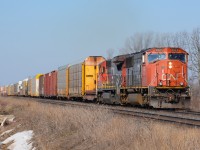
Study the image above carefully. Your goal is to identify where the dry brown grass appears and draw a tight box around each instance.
[191,84,200,110]
[1,96,200,150]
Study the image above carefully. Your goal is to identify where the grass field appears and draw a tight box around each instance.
[0,96,200,150]
[191,85,200,110]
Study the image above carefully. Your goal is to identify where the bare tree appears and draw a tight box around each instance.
[154,33,167,47]
[121,31,189,54]
[133,33,145,51]
[153,32,190,49]
[106,49,114,59]
[189,28,200,86]
[123,36,135,53]
[121,32,155,54]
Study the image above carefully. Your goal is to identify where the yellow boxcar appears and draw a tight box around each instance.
[68,56,105,101]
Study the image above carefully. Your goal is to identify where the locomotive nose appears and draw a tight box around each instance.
[158,60,187,87]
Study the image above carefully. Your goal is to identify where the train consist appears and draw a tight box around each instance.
[0,47,191,108]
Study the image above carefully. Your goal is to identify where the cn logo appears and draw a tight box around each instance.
[162,74,177,81]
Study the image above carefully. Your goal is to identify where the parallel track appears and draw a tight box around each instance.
[8,96,200,128]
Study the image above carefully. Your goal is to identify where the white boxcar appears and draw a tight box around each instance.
[57,65,68,98]
[21,78,28,96]
[18,81,23,95]
[31,74,43,97]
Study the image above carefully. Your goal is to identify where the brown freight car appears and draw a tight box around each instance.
[44,70,57,98]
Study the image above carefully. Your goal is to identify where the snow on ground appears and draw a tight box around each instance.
[2,130,34,150]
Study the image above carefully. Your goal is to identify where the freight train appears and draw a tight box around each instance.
[0,47,191,109]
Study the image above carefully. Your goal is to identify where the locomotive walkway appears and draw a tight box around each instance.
[11,96,200,128]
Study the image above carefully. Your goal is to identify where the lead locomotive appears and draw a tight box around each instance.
[97,47,190,108]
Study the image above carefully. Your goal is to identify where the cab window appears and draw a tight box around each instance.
[168,53,186,62]
[148,53,166,63]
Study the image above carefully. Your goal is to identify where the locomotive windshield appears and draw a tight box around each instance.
[148,53,166,63]
[168,53,186,62]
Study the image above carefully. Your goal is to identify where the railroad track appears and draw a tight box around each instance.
[7,96,200,127]
[174,110,200,116]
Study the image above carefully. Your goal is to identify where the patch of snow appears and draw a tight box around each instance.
[0,129,14,137]
[2,130,34,150]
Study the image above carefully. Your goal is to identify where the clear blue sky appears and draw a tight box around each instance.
[0,0,200,85]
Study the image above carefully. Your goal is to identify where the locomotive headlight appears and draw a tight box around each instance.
[159,82,163,86]
[180,82,184,86]
[169,62,173,69]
